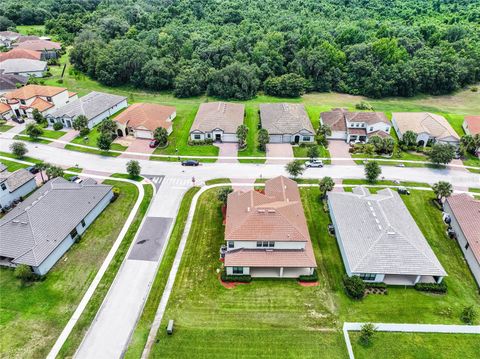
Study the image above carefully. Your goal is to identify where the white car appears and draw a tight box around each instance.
[305,159,324,168]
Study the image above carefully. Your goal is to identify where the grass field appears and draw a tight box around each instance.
[350,332,480,359]
[149,187,479,358]
[16,25,46,36]
[0,180,139,359]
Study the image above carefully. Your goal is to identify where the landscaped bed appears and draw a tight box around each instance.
[149,187,478,358]
[0,180,140,358]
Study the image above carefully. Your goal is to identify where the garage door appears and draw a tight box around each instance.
[135,130,153,139]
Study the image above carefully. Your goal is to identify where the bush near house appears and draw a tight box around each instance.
[53,122,64,131]
[221,271,252,283]
[343,275,366,299]
[414,282,447,294]
[298,270,318,282]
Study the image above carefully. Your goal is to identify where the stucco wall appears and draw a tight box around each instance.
[0,178,37,208]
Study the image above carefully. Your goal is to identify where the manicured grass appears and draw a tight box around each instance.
[237,104,266,162]
[462,152,480,168]
[0,151,43,165]
[57,183,153,358]
[124,187,200,359]
[14,134,52,144]
[19,128,66,140]
[64,144,121,157]
[66,167,82,173]
[469,188,480,194]
[350,332,480,359]
[0,159,29,171]
[70,127,127,151]
[0,124,14,132]
[205,178,231,185]
[342,179,431,188]
[110,173,143,182]
[255,178,319,184]
[0,181,139,359]
[292,144,331,159]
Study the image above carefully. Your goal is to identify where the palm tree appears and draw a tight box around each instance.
[432,181,453,204]
[35,162,48,183]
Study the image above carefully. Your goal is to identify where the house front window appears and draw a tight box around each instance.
[233,267,243,274]
[228,241,234,249]
[257,241,275,248]
[1,183,6,191]
[359,273,376,281]
[302,136,311,141]
[70,228,78,239]
[194,134,201,140]
[81,219,86,227]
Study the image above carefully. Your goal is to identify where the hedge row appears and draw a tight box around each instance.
[221,271,252,283]
[298,269,318,282]
[414,281,447,294]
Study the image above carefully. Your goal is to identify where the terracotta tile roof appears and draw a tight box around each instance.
[30,97,54,112]
[190,102,244,133]
[392,112,459,140]
[6,85,67,100]
[16,35,40,43]
[14,39,61,51]
[348,128,367,135]
[464,116,480,135]
[320,108,347,131]
[68,91,77,97]
[345,112,389,125]
[368,130,391,138]
[114,103,176,132]
[446,194,480,264]
[0,48,42,61]
[0,102,11,114]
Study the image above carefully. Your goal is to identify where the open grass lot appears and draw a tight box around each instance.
[350,332,480,359]
[41,53,480,164]
[0,180,138,359]
[16,25,46,36]
[70,126,127,152]
[151,187,478,358]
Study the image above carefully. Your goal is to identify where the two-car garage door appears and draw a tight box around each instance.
[134,129,154,139]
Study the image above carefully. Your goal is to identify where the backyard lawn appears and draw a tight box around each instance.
[150,187,479,358]
[0,180,139,359]
[350,332,480,359]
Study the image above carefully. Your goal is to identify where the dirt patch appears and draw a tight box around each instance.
[219,276,250,289]
[298,281,319,287]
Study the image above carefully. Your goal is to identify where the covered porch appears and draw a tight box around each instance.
[249,266,314,278]
[383,274,443,286]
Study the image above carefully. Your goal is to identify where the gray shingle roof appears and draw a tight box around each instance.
[328,187,446,276]
[260,103,314,135]
[0,168,35,192]
[0,72,28,92]
[50,91,127,121]
[0,59,47,74]
[0,177,112,267]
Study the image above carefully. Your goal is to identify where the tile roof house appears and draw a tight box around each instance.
[0,72,28,96]
[444,194,480,287]
[0,31,20,47]
[0,167,37,210]
[13,39,62,59]
[259,103,315,144]
[392,112,460,147]
[114,103,176,139]
[48,91,128,129]
[0,48,42,61]
[4,84,76,119]
[463,116,480,136]
[320,108,391,142]
[0,58,47,78]
[328,187,447,286]
[190,102,245,143]
[0,177,113,275]
[224,176,317,278]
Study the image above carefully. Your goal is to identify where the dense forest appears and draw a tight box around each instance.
[1,0,480,99]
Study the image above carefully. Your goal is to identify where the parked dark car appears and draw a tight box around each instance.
[149,139,159,148]
[181,160,199,166]
[26,166,39,174]
[397,186,410,195]
[69,175,79,182]
[12,117,25,124]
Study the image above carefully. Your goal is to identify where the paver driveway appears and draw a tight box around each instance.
[119,138,155,159]
[328,140,355,165]
[266,143,293,164]
[215,142,238,163]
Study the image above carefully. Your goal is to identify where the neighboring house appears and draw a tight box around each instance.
[0,177,113,275]
[47,91,127,129]
[224,176,317,278]
[463,115,480,156]
[114,103,176,139]
[0,31,20,48]
[0,71,28,96]
[15,35,40,43]
[259,103,315,144]
[444,194,480,287]
[0,167,37,210]
[328,187,447,286]
[0,58,47,78]
[13,39,61,59]
[4,84,76,119]
[320,108,391,142]
[190,102,245,142]
[0,48,42,61]
[391,112,460,147]
[0,102,13,119]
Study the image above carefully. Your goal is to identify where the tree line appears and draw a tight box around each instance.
[2,0,480,99]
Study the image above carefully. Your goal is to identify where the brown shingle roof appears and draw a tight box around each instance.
[114,103,175,132]
[0,48,42,61]
[0,102,10,114]
[190,102,244,133]
[6,85,67,100]
[464,116,480,135]
[446,194,480,264]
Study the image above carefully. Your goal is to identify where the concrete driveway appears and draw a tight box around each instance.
[215,143,238,163]
[119,137,155,159]
[266,144,293,164]
[328,140,355,166]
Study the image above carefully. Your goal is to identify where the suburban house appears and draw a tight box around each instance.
[0,48,42,61]
[444,194,480,287]
[0,102,12,119]
[259,103,315,144]
[0,167,37,210]
[13,39,62,59]
[4,84,76,119]
[0,31,20,48]
[463,116,480,156]
[320,108,391,142]
[47,91,127,129]
[328,187,447,286]
[0,177,113,275]
[391,112,460,147]
[0,58,47,78]
[0,72,28,96]
[224,176,317,278]
[114,103,176,139]
[189,102,245,142]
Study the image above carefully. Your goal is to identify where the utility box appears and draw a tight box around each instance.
[167,320,174,335]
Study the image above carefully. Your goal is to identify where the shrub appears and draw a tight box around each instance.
[298,270,318,282]
[221,271,252,283]
[57,79,64,84]
[365,282,387,289]
[460,305,477,325]
[359,323,377,346]
[14,264,37,282]
[343,275,365,299]
[355,101,374,111]
[79,127,90,137]
[9,141,28,158]
[112,187,120,201]
[414,282,447,294]
[471,86,478,92]
[53,122,64,131]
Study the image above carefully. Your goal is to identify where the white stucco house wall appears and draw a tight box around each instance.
[0,168,37,210]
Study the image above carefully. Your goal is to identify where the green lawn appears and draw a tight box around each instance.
[64,144,121,157]
[204,178,231,185]
[0,159,29,171]
[0,180,139,359]
[14,134,52,144]
[0,151,43,165]
[342,179,431,188]
[57,183,153,358]
[125,187,200,359]
[148,187,478,358]
[16,25,46,36]
[70,126,127,151]
[110,173,144,182]
[19,128,66,140]
[350,332,480,359]
[0,124,14,132]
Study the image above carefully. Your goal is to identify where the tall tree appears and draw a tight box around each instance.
[428,143,455,165]
[236,124,249,148]
[364,161,381,183]
[432,181,453,203]
[285,160,305,179]
[319,176,335,199]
